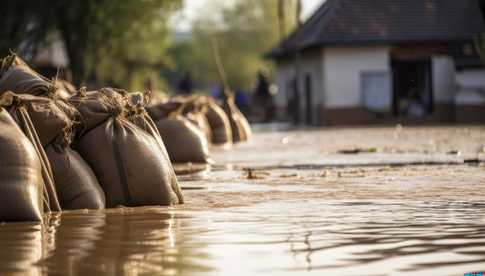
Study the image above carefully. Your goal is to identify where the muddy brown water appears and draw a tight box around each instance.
[1,127,485,275]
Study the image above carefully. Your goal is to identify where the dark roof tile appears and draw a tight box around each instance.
[269,0,485,58]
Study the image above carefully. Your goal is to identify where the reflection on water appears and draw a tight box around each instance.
[0,200,484,275]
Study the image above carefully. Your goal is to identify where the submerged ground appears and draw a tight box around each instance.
[1,126,485,275]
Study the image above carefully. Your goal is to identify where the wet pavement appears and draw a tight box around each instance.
[1,126,485,275]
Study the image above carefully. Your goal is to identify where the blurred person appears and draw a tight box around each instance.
[399,82,426,118]
[252,70,275,122]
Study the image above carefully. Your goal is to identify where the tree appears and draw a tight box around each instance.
[52,0,181,88]
[0,0,181,89]
[0,0,54,57]
[166,0,300,93]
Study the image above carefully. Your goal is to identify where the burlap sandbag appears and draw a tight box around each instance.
[0,54,53,96]
[223,95,252,143]
[185,111,212,143]
[1,93,61,212]
[146,96,213,143]
[204,98,233,145]
[155,115,211,164]
[45,145,105,210]
[4,93,72,147]
[0,108,44,221]
[54,79,77,99]
[70,88,183,207]
[146,101,182,122]
[3,92,105,210]
[125,92,198,176]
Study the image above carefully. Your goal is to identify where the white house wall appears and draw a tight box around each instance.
[274,61,294,109]
[323,46,390,108]
[455,69,485,105]
[432,56,455,103]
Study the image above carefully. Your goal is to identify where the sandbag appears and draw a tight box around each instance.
[54,79,77,99]
[2,93,61,212]
[155,115,211,164]
[223,96,252,142]
[125,92,193,177]
[185,111,212,143]
[4,93,72,147]
[146,101,182,122]
[70,88,183,207]
[70,88,126,133]
[0,108,44,221]
[45,145,105,210]
[0,54,53,96]
[204,99,233,145]
[3,91,105,210]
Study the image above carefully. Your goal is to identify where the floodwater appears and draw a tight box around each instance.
[1,127,485,276]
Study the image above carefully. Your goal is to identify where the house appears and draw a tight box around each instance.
[268,0,485,125]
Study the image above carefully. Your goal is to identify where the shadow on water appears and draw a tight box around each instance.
[0,200,484,275]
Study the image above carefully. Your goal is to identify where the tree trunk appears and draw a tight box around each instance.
[277,0,286,40]
[55,2,90,87]
[296,0,302,27]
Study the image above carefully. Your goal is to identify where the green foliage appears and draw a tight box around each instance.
[0,0,181,90]
[53,0,181,88]
[166,0,299,92]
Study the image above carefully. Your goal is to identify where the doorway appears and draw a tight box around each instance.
[391,59,433,117]
[304,73,313,124]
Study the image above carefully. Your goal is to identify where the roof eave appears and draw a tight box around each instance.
[267,37,480,60]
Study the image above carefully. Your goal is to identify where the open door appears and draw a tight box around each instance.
[392,59,433,117]
[304,74,313,124]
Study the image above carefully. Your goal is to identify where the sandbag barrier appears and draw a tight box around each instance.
[0,54,253,222]
[69,88,183,207]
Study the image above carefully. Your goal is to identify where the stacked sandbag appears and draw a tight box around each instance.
[0,107,45,221]
[155,114,211,164]
[146,100,182,121]
[69,88,183,207]
[1,93,61,212]
[222,95,252,143]
[144,95,211,163]
[0,54,53,96]
[2,92,105,210]
[203,97,233,145]
[54,79,77,99]
[180,97,213,143]
[185,110,212,143]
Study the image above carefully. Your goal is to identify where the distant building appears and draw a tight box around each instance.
[268,0,485,125]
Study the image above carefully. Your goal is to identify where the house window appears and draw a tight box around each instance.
[360,71,392,113]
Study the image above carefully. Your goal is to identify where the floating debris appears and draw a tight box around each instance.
[338,147,378,154]
[243,168,269,179]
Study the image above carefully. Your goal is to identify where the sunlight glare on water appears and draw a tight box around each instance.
[0,198,484,275]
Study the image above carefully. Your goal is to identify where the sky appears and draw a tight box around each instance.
[170,0,326,32]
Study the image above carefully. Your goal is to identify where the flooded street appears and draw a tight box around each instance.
[1,126,485,276]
